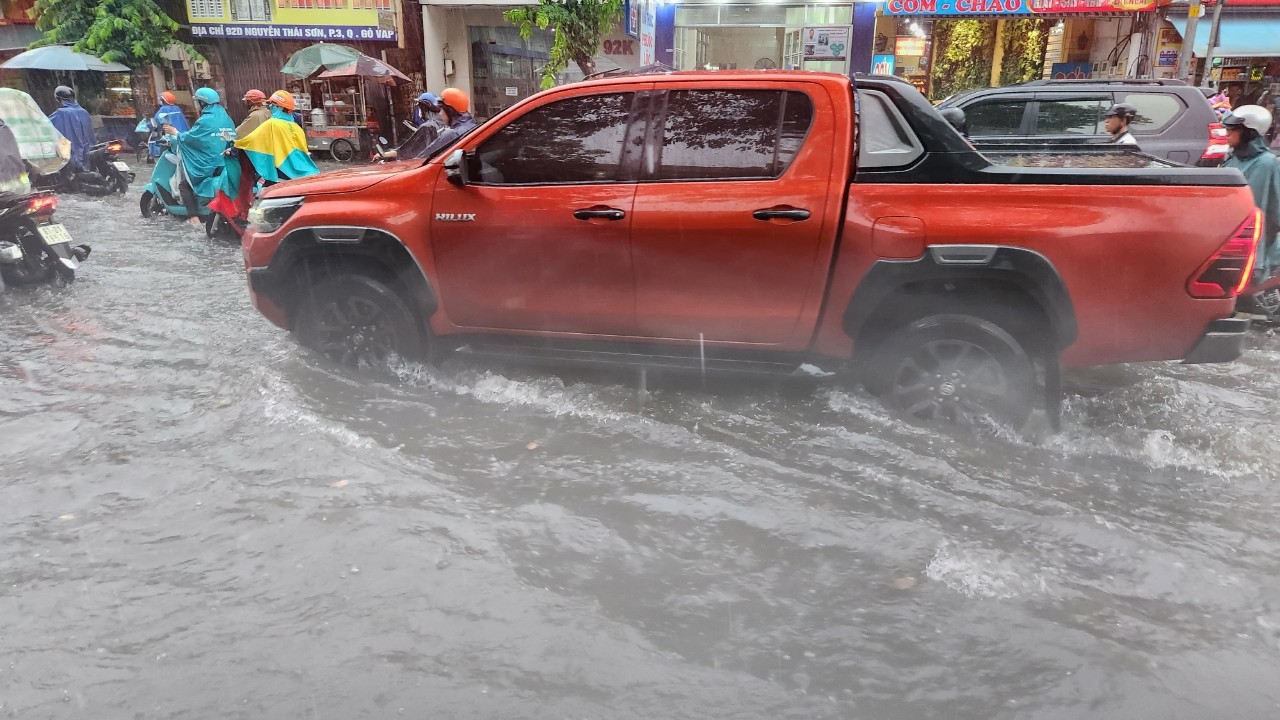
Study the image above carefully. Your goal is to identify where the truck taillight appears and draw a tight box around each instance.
[1187,210,1260,298]
[1201,122,1229,161]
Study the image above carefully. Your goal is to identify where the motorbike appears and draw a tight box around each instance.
[32,140,134,196]
[0,191,90,292]
[139,134,221,221]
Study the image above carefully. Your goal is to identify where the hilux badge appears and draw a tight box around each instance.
[435,213,477,222]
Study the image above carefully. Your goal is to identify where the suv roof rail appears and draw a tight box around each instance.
[1018,78,1188,86]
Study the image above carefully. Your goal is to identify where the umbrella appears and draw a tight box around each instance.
[0,45,130,72]
[317,54,411,86]
[280,43,363,79]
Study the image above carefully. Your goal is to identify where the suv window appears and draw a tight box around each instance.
[965,100,1027,136]
[475,92,636,185]
[656,90,813,181]
[1120,93,1183,132]
[856,88,924,169]
[1035,98,1107,135]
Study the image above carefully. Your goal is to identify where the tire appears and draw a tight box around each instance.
[864,314,1035,429]
[113,172,130,195]
[140,190,164,218]
[204,212,224,239]
[293,274,426,371]
[329,139,356,162]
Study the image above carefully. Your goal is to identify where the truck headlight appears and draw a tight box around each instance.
[247,196,304,234]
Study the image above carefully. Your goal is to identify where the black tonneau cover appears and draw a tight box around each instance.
[852,75,1246,188]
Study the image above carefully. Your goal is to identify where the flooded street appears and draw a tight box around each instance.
[3,177,1280,719]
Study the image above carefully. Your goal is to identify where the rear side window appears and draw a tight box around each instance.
[965,100,1027,136]
[475,92,636,185]
[655,89,813,181]
[1035,98,1107,135]
[1120,93,1184,132]
[856,88,923,169]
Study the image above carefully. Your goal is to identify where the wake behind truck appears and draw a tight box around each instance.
[239,71,1261,428]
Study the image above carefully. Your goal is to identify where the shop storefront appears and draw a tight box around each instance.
[1166,4,1280,110]
[670,2,856,74]
[880,0,1161,99]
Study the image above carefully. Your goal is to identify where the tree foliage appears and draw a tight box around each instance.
[998,19,1054,86]
[34,0,197,66]
[928,20,996,101]
[505,0,624,89]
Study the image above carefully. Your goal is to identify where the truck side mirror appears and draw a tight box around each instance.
[444,149,470,187]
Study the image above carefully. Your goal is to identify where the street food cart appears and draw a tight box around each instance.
[301,80,368,162]
[281,43,412,163]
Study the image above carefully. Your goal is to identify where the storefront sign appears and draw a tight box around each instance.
[187,0,398,42]
[801,26,850,63]
[885,0,1156,15]
[639,0,656,65]
[872,54,896,75]
[895,36,926,55]
[624,0,639,39]
[1157,49,1178,67]
[1050,61,1092,78]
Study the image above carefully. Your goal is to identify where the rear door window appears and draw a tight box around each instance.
[1119,92,1184,132]
[964,99,1030,136]
[1034,97,1108,135]
[653,89,813,181]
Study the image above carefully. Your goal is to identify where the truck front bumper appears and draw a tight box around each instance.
[1182,317,1250,364]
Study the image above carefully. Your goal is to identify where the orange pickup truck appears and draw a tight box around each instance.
[241,71,1260,427]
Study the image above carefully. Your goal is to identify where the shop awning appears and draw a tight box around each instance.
[1168,15,1280,57]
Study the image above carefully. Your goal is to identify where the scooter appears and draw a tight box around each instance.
[139,135,213,220]
[0,191,91,291]
[32,140,134,196]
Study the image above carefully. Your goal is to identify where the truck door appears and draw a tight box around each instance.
[429,87,648,335]
[628,83,836,345]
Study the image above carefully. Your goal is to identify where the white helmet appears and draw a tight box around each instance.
[1222,105,1272,135]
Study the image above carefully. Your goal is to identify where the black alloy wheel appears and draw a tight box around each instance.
[294,274,425,371]
[867,314,1035,429]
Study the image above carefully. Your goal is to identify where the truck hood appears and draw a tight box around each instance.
[262,160,422,198]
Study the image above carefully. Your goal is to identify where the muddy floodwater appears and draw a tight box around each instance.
[3,178,1279,719]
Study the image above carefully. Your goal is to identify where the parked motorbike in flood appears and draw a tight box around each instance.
[32,140,134,196]
[0,192,91,291]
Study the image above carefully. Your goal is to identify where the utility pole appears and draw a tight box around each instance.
[1176,0,1203,84]
[1203,0,1226,88]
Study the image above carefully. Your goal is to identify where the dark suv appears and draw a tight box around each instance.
[938,79,1227,166]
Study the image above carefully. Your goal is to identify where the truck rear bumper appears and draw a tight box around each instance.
[1182,317,1249,364]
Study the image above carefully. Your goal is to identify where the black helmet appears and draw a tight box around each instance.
[1104,102,1137,121]
[55,85,75,101]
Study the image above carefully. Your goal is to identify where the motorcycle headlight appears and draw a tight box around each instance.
[247,196,304,234]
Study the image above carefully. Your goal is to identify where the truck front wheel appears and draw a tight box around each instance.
[865,314,1035,429]
[293,274,426,371]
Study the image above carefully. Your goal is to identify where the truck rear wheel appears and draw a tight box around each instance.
[865,314,1034,429]
[294,274,426,371]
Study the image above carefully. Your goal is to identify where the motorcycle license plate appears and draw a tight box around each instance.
[37,223,73,247]
[112,161,131,173]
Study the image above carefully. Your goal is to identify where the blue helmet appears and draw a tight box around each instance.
[193,87,221,106]
[417,92,440,110]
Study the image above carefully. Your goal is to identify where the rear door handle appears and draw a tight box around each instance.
[753,207,811,221]
[573,207,626,221]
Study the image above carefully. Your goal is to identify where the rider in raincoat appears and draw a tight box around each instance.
[209,91,318,228]
[147,91,189,159]
[48,86,94,173]
[162,87,235,200]
[1224,105,1280,313]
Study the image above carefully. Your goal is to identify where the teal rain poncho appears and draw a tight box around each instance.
[1224,136,1280,281]
[172,103,235,198]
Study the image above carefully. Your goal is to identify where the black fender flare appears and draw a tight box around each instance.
[843,245,1077,354]
[258,225,438,325]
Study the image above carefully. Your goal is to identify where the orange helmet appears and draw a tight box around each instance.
[439,87,469,113]
[243,89,266,104]
[160,91,177,105]
[267,90,296,114]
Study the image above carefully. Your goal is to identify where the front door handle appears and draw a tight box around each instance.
[753,207,811,222]
[573,207,626,221]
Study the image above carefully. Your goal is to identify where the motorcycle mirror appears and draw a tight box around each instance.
[378,136,388,145]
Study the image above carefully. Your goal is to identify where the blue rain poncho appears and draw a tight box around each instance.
[171,103,235,198]
[48,99,94,172]
[1225,136,1280,281]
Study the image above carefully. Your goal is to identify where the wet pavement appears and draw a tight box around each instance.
[2,168,1280,719]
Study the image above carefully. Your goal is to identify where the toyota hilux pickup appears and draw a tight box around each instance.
[240,71,1261,428]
